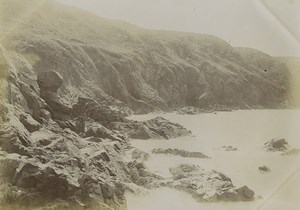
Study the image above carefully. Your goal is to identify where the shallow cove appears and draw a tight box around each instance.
[126,109,300,210]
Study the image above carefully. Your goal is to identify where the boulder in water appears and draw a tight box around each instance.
[168,164,255,202]
[258,165,270,172]
[264,138,289,152]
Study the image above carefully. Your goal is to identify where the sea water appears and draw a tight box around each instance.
[126,110,300,210]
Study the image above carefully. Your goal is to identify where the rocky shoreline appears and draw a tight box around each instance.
[0,69,258,209]
[152,148,210,158]
[0,69,195,209]
[1,1,293,208]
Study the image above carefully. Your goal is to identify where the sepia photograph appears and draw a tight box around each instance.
[0,0,300,209]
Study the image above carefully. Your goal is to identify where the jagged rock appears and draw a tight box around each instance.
[85,121,126,143]
[40,90,72,121]
[235,186,255,199]
[19,82,47,121]
[40,109,52,121]
[152,148,210,158]
[114,117,192,140]
[72,97,127,123]
[264,138,289,152]
[0,129,130,209]
[19,113,42,132]
[0,123,33,157]
[126,160,163,189]
[131,148,149,161]
[168,164,255,202]
[74,116,86,133]
[37,70,63,93]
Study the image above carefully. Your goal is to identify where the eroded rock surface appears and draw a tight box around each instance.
[112,117,192,140]
[0,67,163,209]
[168,164,255,202]
[37,70,63,93]
[152,148,210,158]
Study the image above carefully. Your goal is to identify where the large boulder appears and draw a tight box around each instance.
[37,70,63,93]
[168,164,255,202]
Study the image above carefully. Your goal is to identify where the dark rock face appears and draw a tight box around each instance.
[152,148,210,158]
[264,138,289,152]
[85,121,126,143]
[0,62,163,209]
[0,125,152,209]
[0,56,185,209]
[37,70,63,93]
[113,117,192,140]
[72,97,130,124]
[168,164,255,202]
[19,113,42,133]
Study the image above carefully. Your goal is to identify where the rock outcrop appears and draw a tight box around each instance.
[0,64,162,209]
[264,138,290,152]
[37,70,64,93]
[112,117,192,140]
[152,148,210,158]
[131,148,150,162]
[168,164,255,202]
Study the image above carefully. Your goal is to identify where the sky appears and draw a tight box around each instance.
[55,0,300,57]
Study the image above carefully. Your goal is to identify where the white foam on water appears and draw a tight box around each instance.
[126,110,300,209]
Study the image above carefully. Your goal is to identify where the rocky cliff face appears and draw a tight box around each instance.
[0,0,291,209]
[0,0,291,114]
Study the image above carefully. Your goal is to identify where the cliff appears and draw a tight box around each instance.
[0,0,291,114]
[0,0,293,209]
